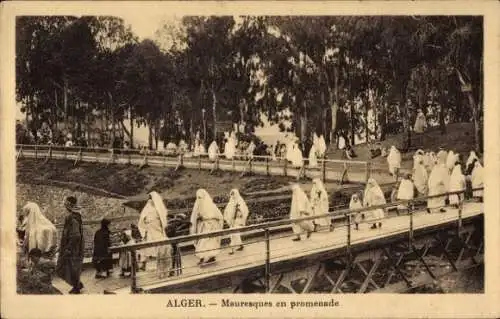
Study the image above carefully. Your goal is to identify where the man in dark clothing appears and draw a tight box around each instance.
[92,218,113,279]
[56,196,85,294]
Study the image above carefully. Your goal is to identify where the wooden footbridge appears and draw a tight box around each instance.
[16,144,381,184]
[51,189,483,294]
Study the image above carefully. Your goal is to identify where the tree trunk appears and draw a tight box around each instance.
[465,92,480,151]
[130,110,134,148]
[398,79,411,148]
[109,93,115,148]
[364,93,369,144]
[212,85,217,142]
[439,103,446,135]
[330,67,339,146]
[148,124,153,150]
[63,77,68,121]
[350,102,356,146]
[380,102,387,141]
[54,89,58,130]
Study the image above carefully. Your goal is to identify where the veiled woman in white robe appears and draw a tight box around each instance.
[224,136,236,160]
[208,141,219,162]
[414,110,427,133]
[466,151,479,174]
[427,152,450,213]
[413,159,429,196]
[290,184,315,241]
[448,164,466,207]
[446,151,457,172]
[223,189,249,254]
[310,178,331,229]
[363,178,386,229]
[137,191,171,275]
[350,193,364,230]
[387,146,402,178]
[413,150,425,169]
[425,152,437,173]
[22,202,57,254]
[190,189,224,264]
[308,144,318,169]
[290,143,304,168]
[397,175,415,211]
[318,135,327,158]
[471,161,484,199]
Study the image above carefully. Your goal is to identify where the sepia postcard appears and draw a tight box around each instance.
[1,1,499,318]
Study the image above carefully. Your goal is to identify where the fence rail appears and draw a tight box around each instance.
[16,144,371,183]
[108,187,483,293]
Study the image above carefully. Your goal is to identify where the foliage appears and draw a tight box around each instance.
[17,15,483,151]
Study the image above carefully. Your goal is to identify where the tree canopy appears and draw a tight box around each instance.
[16,15,483,151]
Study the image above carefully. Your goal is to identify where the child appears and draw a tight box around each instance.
[118,229,136,277]
[349,193,364,230]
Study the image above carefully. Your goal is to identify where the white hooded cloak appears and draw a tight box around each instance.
[190,189,224,260]
[471,161,484,198]
[427,152,450,210]
[224,136,236,160]
[290,184,315,235]
[466,151,479,174]
[308,144,318,168]
[387,146,402,176]
[318,135,327,158]
[208,141,219,161]
[363,178,386,221]
[223,189,249,248]
[397,177,415,201]
[349,193,364,225]
[137,192,169,259]
[310,178,330,227]
[290,143,303,168]
[446,151,457,172]
[448,164,466,206]
[23,202,57,253]
[413,159,429,195]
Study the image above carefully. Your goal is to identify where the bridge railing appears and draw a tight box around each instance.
[109,187,483,293]
[16,144,370,182]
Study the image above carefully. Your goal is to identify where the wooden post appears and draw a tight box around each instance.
[322,159,326,182]
[198,154,202,170]
[64,147,67,159]
[283,159,288,177]
[128,151,131,165]
[48,145,52,160]
[458,196,463,234]
[409,206,414,252]
[248,158,253,174]
[346,213,351,257]
[131,249,138,293]
[231,157,235,172]
[35,144,38,160]
[265,228,271,293]
[265,157,269,176]
[94,147,98,163]
[365,162,371,183]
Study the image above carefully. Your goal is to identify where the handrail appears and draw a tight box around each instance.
[15,143,368,166]
[109,187,483,254]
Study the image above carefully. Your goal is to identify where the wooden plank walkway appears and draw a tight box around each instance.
[52,201,482,294]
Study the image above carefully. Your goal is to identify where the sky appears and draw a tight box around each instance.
[120,13,179,41]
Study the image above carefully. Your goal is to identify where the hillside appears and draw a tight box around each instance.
[326,122,477,170]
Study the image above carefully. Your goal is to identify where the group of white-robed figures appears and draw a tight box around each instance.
[285,133,327,169]
[386,145,483,216]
